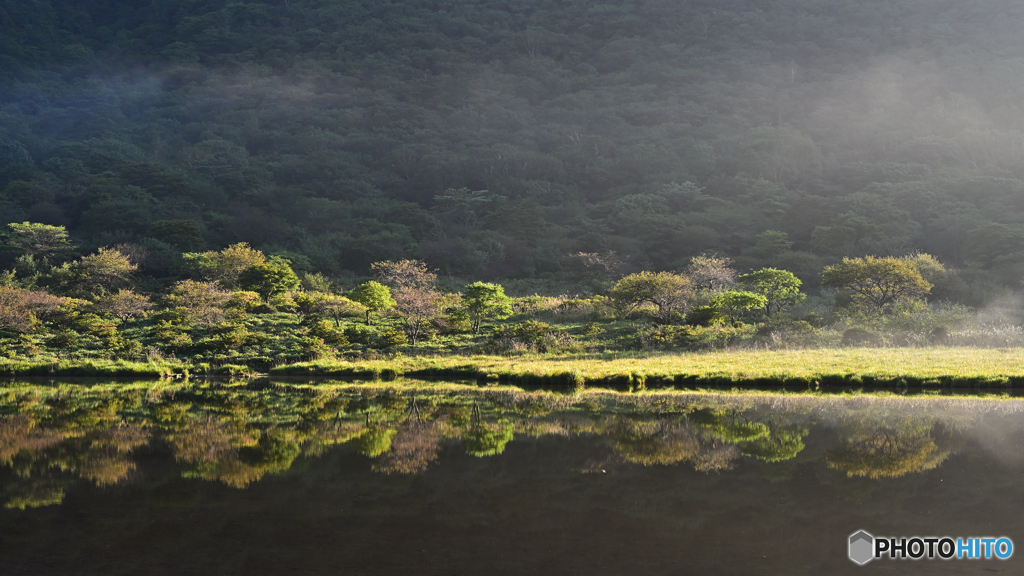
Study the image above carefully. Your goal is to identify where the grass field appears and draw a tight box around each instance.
[7,347,1024,390]
[271,347,1024,389]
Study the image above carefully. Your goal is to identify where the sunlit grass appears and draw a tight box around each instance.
[273,347,1024,388]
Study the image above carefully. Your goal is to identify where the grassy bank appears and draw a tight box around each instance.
[271,347,1024,389]
[7,347,1024,389]
[0,358,189,378]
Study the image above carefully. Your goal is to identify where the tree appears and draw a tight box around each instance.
[750,230,793,260]
[740,425,808,462]
[609,271,694,322]
[165,280,232,326]
[371,259,437,290]
[826,427,949,479]
[0,286,66,332]
[464,420,514,457]
[95,289,153,325]
[182,243,266,288]
[237,260,300,302]
[686,254,737,292]
[353,426,397,458]
[3,222,72,260]
[392,285,442,345]
[348,281,396,325]
[76,248,137,294]
[713,290,767,319]
[822,256,932,310]
[738,268,805,315]
[293,292,365,327]
[463,282,513,334]
[613,420,699,466]
[372,260,441,344]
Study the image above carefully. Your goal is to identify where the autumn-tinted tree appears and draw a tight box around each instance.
[95,289,153,325]
[372,259,441,344]
[371,259,437,290]
[0,286,66,332]
[686,255,738,292]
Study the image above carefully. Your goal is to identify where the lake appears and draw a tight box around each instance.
[1,379,1022,574]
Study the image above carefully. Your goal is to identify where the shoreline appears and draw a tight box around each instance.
[4,347,1024,391]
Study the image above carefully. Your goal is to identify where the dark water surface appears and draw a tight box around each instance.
[1,380,1023,575]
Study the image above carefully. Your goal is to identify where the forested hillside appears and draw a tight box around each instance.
[3,0,1024,291]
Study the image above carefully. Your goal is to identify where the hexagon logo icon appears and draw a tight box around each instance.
[849,530,874,565]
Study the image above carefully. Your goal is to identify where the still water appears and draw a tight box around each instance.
[1,379,1023,575]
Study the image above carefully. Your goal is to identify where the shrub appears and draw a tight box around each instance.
[375,328,408,349]
[841,328,881,347]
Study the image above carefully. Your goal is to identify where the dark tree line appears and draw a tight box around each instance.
[1,0,1024,305]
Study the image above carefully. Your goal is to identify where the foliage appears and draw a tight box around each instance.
[74,247,137,295]
[713,290,768,319]
[3,222,72,259]
[464,420,514,457]
[348,282,395,326]
[95,289,153,324]
[182,243,266,289]
[609,272,693,323]
[463,282,513,334]
[238,261,300,302]
[352,427,397,458]
[822,256,932,310]
[164,280,232,327]
[738,268,805,316]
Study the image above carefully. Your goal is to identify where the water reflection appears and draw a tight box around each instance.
[0,380,1020,510]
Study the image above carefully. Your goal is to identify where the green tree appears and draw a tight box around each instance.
[463,281,513,334]
[348,281,396,325]
[713,290,767,319]
[76,248,137,294]
[237,260,300,302]
[165,280,232,326]
[738,268,805,315]
[822,256,932,310]
[609,271,694,323]
[464,420,514,457]
[353,426,397,458]
[294,291,365,327]
[3,222,72,260]
[751,230,793,260]
[182,243,266,288]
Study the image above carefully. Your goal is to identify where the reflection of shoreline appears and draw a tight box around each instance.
[2,382,1024,508]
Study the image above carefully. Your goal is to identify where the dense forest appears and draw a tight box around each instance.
[5,0,1024,367]
[3,0,1024,289]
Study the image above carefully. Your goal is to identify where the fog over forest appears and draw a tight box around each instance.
[2,1,1023,288]
[6,0,1024,366]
